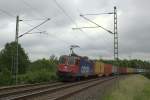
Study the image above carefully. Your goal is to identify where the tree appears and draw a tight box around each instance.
[0,42,30,74]
[28,58,57,72]
[49,54,58,64]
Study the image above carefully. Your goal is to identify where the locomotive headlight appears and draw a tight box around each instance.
[64,66,67,69]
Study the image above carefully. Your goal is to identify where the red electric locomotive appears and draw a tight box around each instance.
[57,54,80,80]
[57,53,94,81]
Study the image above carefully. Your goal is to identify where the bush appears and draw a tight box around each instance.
[17,59,58,84]
[0,58,58,86]
[18,69,58,84]
[0,68,13,86]
[143,73,150,79]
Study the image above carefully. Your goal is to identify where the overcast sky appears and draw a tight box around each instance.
[0,0,150,61]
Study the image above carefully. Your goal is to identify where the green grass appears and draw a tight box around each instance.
[104,75,150,100]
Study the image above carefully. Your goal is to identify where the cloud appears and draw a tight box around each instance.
[0,0,150,61]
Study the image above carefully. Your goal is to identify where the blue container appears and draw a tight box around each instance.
[79,58,94,76]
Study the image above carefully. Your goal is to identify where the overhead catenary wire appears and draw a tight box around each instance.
[22,20,76,45]
[53,0,96,41]
[79,14,114,34]
[20,0,47,19]
[47,32,77,45]
[53,0,86,43]
[20,0,80,45]
[21,18,49,21]
[22,20,80,46]
[22,21,47,33]
[83,13,114,16]
[18,18,50,38]
[73,9,99,40]
[21,18,80,48]
[0,9,15,17]
[53,0,78,27]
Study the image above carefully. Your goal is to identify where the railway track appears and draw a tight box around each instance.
[0,81,63,100]
[0,76,117,100]
[0,81,58,92]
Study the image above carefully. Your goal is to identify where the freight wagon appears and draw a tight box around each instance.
[104,64,112,76]
[118,67,127,74]
[112,65,118,75]
[94,61,104,76]
[127,67,134,74]
[79,57,94,77]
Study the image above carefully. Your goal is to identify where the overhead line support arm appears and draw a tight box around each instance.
[18,18,50,38]
[79,15,113,34]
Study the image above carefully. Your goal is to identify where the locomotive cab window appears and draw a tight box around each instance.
[68,56,75,65]
[59,56,66,64]
[75,59,79,65]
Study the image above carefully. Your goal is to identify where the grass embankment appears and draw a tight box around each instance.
[104,75,150,100]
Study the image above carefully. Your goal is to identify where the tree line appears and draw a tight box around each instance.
[102,59,150,69]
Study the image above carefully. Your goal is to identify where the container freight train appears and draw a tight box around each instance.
[57,55,144,81]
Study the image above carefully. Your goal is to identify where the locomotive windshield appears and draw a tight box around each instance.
[59,56,78,65]
[68,56,75,65]
[59,56,66,64]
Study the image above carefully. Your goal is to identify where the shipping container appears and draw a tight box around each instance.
[127,67,133,73]
[112,65,118,74]
[118,67,127,74]
[133,68,137,73]
[104,64,112,76]
[79,58,94,77]
[94,61,104,76]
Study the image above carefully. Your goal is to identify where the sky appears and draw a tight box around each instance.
[0,0,150,61]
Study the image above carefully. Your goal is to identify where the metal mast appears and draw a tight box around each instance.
[14,16,50,84]
[114,6,118,60]
[15,16,20,84]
